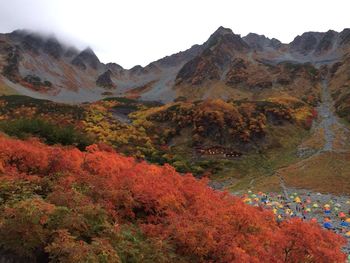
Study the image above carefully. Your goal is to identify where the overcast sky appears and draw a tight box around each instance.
[0,0,349,68]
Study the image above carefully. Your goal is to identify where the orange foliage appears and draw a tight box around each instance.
[0,135,346,262]
[0,137,50,174]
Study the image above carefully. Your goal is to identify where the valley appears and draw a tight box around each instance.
[0,25,350,262]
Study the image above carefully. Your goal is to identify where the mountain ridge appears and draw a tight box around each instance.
[0,26,350,103]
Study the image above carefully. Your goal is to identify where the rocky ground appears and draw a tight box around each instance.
[241,188,350,257]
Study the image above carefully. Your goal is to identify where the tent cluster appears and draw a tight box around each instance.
[242,190,350,253]
[196,146,242,158]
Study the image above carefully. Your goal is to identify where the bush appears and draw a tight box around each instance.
[0,136,346,262]
[0,118,92,150]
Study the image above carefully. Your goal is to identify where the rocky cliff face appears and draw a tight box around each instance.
[71,47,101,70]
[96,70,115,88]
[289,29,350,58]
[176,27,250,85]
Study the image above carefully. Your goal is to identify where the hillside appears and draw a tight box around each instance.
[0,94,316,184]
[0,134,346,262]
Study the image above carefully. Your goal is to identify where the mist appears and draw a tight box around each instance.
[0,0,349,68]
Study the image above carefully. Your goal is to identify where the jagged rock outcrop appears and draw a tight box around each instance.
[64,47,79,58]
[96,70,115,88]
[176,26,250,85]
[289,30,347,57]
[152,44,203,68]
[130,65,147,75]
[2,46,20,82]
[43,37,63,59]
[290,32,321,55]
[106,62,123,72]
[339,28,350,46]
[205,26,249,51]
[71,47,101,70]
[20,32,44,54]
[315,30,337,55]
[243,33,282,50]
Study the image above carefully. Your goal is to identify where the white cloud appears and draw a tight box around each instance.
[0,0,349,68]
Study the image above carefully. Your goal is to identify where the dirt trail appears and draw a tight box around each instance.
[278,78,334,189]
[316,78,349,152]
[278,175,290,201]
[318,79,336,151]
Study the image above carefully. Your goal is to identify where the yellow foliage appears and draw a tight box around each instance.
[293,106,313,124]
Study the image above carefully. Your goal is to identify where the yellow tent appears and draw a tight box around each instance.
[294,197,301,203]
[243,198,251,203]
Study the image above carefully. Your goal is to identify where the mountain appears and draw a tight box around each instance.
[0,29,202,103]
[0,27,350,104]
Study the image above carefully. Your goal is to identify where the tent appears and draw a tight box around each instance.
[339,212,346,218]
[340,221,349,227]
[323,222,333,229]
[294,197,301,203]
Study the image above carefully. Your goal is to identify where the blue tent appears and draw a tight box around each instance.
[340,221,349,227]
[323,222,333,229]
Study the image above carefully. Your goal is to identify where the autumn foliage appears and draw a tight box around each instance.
[0,134,345,262]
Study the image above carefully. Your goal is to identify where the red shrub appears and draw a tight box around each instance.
[0,135,346,262]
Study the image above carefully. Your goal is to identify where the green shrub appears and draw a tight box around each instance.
[0,118,93,150]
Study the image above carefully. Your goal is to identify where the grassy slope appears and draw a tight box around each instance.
[0,78,18,96]
[253,117,350,195]
[253,151,350,195]
[215,124,310,192]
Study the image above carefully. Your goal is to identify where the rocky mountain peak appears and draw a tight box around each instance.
[8,30,66,59]
[130,65,146,75]
[205,26,249,52]
[96,69,115,88]
[64,46,79,58]
[211,26,234,37]
[43,37,63,59]
[106,62,124,72]
[339,28,350,46]
[289,31,336,56]
[314,30,338,55]
[81,47,96,56]
[18,32,45,53]
[175,27,251,86]
[71,47,101,70]
[151,44,204,68]
[290,32,322,55]
[243,33,282,50]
